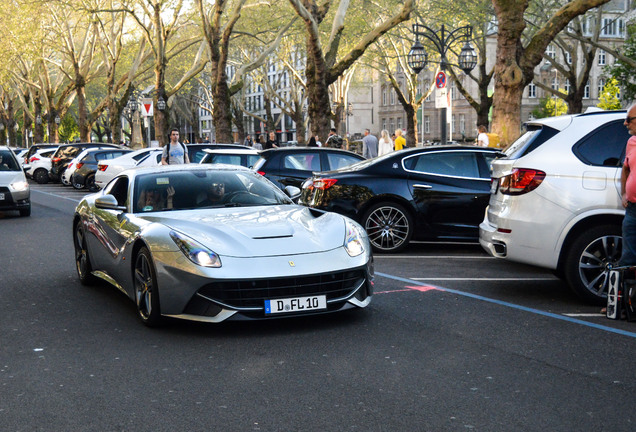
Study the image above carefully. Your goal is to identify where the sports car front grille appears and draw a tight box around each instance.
[196,269,366,310]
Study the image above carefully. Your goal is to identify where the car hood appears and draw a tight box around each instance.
[0,171,27,186]
[140,205,345,257]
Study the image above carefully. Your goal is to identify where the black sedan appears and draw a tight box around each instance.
[300,145,502,252]
[72,148,132,191]
[252,147,365,189]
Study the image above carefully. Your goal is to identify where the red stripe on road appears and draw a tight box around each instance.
[406,285,443,292]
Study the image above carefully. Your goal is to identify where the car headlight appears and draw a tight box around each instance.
[10,180,29,192]
[169,230,221,268]
[344,219,366,257]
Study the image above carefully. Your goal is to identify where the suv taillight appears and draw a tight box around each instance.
[75,163,83,170]
[98,164,107,171]
[499,168,546,195]
[305,178,338,190]
[52,157,61,163]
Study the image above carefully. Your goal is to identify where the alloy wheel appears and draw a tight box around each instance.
[364,205,411,252]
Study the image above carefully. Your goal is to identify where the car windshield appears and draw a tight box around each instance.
[0,150,20,171]
[132,169,293,213]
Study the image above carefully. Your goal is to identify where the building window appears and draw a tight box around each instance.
[397,117,402,131]
[551,76,559,90]
[452,114,457,133]
[598,78,606,96]
[546,44,556,60]
[528,83,537,98]
[390,90,395,105]
[382,89,387,106]
[598,49,606,65]
[424,116,430,134]
[459,114,465,134]
[389,118,395,133]
[564,80,571,94]
[565,51,572,64]
[382,118,386,131]
[584,82,590,99]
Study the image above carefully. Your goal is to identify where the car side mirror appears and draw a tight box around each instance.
[284,185,301,201]
[95,194,126,212]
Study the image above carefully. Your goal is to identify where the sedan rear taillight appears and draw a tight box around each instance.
[97,164,107,171]
[305,178,338,190]
[499,168,546,195]
[30,157,40,162]
[52,157,61,163]
[257,171,266,176]
[75,163,83,170]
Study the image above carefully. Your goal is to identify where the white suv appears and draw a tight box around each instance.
[480,109,630,304]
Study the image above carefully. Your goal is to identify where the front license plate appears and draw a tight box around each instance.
[0,193,4,200]
[265,295,327,315]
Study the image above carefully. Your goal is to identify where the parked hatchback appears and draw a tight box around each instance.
[0,146,30,216]
[253,147,365,189]
[480,109,630,304]
[72,147,132,191]
[49,143,121,182]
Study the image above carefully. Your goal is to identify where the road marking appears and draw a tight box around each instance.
[376,255,495,259]
[565,313,605,317]
[376,272,636,339]
[32,188,82,203]
[411,277,559,281]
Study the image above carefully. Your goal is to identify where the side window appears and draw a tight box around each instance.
[283,153,321,171]
[480,152,498,179]
[327,153,361,170]
[407,151,480,178]
[574,120,630,167]
[104,176,129,207]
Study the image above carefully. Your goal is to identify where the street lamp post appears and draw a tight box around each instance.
[408,24,477,145]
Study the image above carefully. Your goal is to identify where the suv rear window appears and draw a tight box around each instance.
[573,120,630,167]
[505,125,559,159]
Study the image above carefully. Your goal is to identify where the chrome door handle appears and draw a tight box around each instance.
[413,184,432,189]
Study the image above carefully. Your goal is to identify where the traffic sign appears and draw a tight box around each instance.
[141,98,153,117]
[435,71,447,89]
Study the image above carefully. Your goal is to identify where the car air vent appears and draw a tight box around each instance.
[252,234,293,239]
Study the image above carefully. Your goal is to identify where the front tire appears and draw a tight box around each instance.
[134,247,162,327]
[564,224,622,305]
[362,202,413,253]
[86,174,99,192]
[74,222,97,285]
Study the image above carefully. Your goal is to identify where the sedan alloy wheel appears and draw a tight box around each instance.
[363,203,413,253]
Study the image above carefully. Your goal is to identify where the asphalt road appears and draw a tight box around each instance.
[1,183,634,431]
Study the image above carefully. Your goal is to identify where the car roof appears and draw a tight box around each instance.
[203,148,259,155]
[259,147,363,157]
[121,161,252,179]
[525,109,626,131]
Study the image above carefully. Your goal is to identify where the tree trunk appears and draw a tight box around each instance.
[77,82,90,142]
[405,105,418,147]
[213,79,234,143]
[33,95,44,144]
[491,0,528,146]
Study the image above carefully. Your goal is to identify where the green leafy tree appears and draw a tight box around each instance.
[597,78,622,110]
[608,24,636,103]
[531,93,568,118]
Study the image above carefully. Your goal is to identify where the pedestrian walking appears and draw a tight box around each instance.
[476,125,490,147]
[264,132,279,150]
[378,129,393,156]
[394,129,406,151]
[362,129,378,159]
[324,128,343,149]
[244,134,254,147]
[161,128,190,165]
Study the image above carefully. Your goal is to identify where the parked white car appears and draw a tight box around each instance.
[480,109,630,304]
[24,148,56,184]
[199,148,261,168]
[94,148,162,189]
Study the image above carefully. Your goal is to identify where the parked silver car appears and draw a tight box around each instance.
[480,109,630,304]
[73,164,373,326]
[0,146,30,216]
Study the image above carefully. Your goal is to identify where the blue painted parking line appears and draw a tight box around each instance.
[376,272,636,339]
